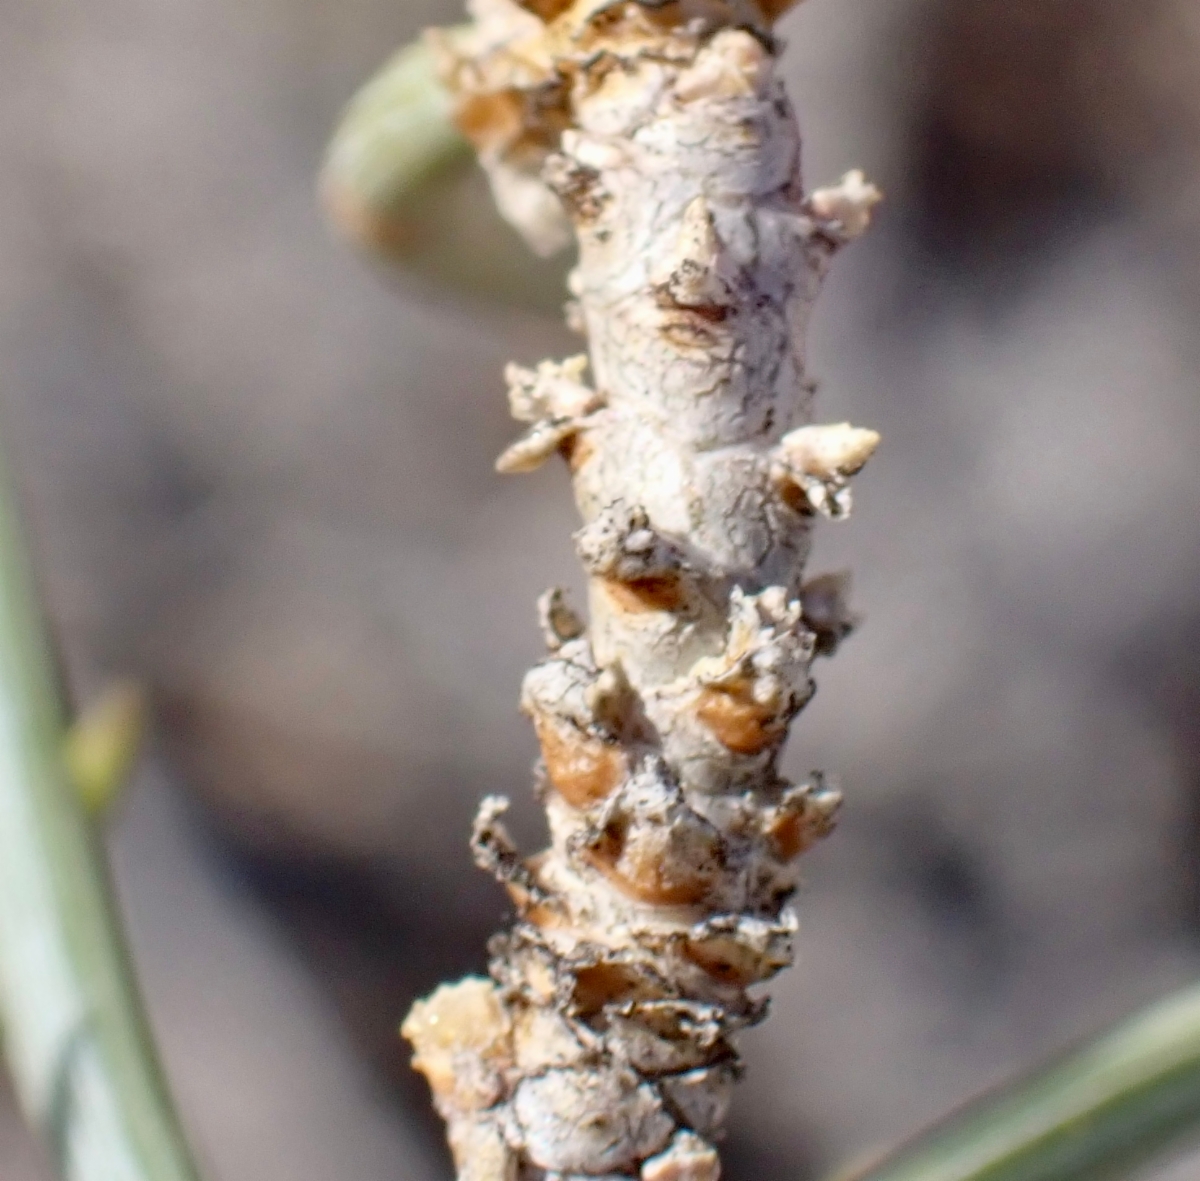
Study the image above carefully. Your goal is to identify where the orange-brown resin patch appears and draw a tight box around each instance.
[505,881,568,931]
[696,687,782,755]
[534,715,626,807]
[571,962,646,1015]
[764,801,836,861]
[585,826,718,908]
[764,808,808,861]
[601,574,688,614]
[684,935,773,988]
[587,850,713,907]
[453,90,526,153]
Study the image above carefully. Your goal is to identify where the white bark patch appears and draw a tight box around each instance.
[514,1068,674,1174]
[405,2,880,1177]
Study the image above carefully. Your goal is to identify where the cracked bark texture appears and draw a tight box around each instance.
[402,2,880,1178]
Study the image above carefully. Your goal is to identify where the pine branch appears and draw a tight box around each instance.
[389,2,880,1178]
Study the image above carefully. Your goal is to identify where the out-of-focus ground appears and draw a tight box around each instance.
[3,0,1200,1178]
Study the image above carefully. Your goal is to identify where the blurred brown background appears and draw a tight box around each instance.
[3,0,1200,1178]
